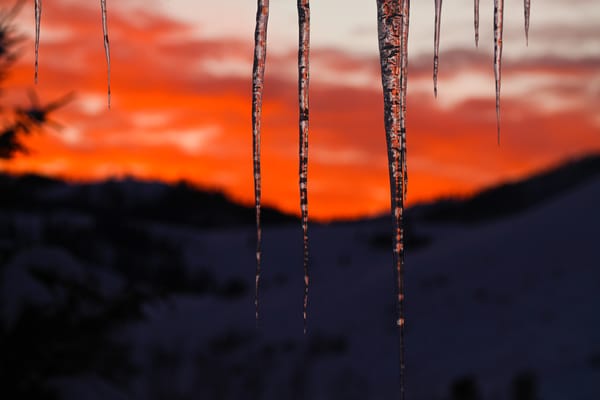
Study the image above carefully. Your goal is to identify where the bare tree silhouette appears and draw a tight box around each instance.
[0,0,70,160]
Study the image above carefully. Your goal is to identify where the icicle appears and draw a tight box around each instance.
[34,0,41,83]
[297,0,310,335]
[524,0,530,45]
[251,0,269,325]
[474,0,479,47]
[376,0,409,398]
[100,0,111,108]
[433,0,442,97]
[494,0,504,143]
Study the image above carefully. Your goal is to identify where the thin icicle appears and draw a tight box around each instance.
[400,1,409,201]
[474,0,479,47]
[494,0,504,143]
[433,0,442,97]
[297,0,310,335]
[524,0,530,45]
[34,0,41,83]
[376,0,409,398]
[100,0,111,108]
[251,0,269,325]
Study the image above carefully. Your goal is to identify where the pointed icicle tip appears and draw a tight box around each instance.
[298,0,311,335]
[497,120,501,146]
[375,1,409,399]
[251,0,270,324]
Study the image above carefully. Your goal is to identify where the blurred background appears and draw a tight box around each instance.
[0,0,599,399]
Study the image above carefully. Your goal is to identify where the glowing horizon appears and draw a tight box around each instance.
[1,0,598,220]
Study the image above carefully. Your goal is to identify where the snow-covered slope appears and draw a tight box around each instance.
[1,173,598,400]
[123,177,600,399]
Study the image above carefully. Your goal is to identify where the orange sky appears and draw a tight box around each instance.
[1,0,599,220]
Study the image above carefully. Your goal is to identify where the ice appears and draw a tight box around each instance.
[524,0,531,45]
[375,0,410,397]
[297,0,310,335]
[34,0,41,83]
[474,0,479,47]
[251,0,270,324]
[433,0,442,97]
[494,0,504,143]
[100,0,111,108]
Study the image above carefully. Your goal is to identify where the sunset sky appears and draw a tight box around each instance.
[1,0,598,220]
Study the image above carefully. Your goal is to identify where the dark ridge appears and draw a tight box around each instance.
[419,153,600,223]
[0,174,296,228]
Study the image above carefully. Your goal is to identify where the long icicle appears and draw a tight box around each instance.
[399,1,409,396]
[433,0,442,97]
[34,0,41,83]
[494,0,504,143]
[474,0,479,47]
[376,0,409,398]
[400,1,409,200]
[100,0,111,108]
[524,0,530,45]
[297,0,310,335]
[251,0,269,325]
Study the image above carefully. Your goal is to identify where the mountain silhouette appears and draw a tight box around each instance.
[0,174,296,228]
[417,153,600,223]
